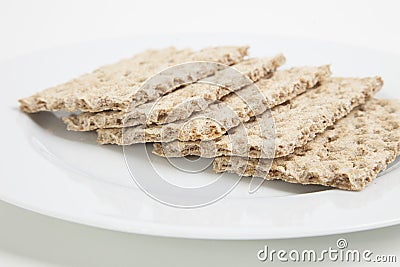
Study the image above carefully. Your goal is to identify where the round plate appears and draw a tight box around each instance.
[1,34,400,240]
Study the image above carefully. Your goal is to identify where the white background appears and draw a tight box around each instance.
[1,0,400,266]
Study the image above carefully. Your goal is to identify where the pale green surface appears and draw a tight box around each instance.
[0,200,399,267]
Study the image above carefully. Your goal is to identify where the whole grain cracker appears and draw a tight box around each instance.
[63,55,285,131]
[213,98,400,191]
[153,76,383,158]
[97,65,331,145]
[19,46,248,113]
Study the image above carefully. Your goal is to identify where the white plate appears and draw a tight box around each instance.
[1,34,400,240]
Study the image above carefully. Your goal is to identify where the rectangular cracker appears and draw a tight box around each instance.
[19,46,248,113]
[97,65,331,145]
[62,54,285,131]
[213,99,400,191]
[153,76,383,158]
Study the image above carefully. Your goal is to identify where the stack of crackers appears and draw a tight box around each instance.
[19,46,400,191]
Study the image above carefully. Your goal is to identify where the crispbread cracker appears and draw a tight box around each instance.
[19,46,248,113]
[97,65,331,145]
[63,55,285,131]
[153,76,383,158]
[213,99,400,191]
